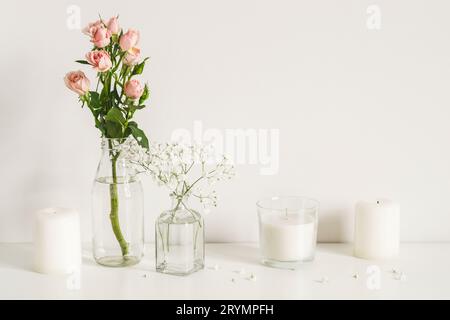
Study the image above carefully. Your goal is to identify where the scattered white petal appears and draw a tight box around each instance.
[247,274,257,281]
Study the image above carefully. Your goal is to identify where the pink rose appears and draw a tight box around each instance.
[124,79,144,99]
[82,20,103,37]
[123,47,141,66]
[91,26,111,48]
[85,50,112,72]
[107,16,120,35]
[120,29,140,51]
[64,71,90,96]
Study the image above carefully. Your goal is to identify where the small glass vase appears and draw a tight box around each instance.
[156,197,205,275]
[92,138,144,267]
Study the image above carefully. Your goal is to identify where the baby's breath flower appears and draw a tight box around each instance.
[123,140,235,213]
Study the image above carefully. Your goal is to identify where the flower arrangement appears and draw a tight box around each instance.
[64,16,149,148]
[123,140,235,213]
[64,15,150,258]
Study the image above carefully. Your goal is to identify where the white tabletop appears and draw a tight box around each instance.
[0,243,449,299]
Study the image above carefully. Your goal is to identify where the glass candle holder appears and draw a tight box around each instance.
[257,196,319,269]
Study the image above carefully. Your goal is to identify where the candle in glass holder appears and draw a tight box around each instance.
[353,199,400,260]
[34,207,81,274]
[257,197,318,269]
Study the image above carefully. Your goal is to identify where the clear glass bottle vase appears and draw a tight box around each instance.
[92,138,144,267]
[156,197,205,275]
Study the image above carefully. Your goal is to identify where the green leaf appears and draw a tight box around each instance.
[139,84,149,105]
[128,122,149,149]
[84,92,102,117]
[131,58,148,76]
[123,125,133,139]
[87,105,101,118]
[132,63,144,76]
[105,107,126,126]
[126,104,145,117]
[95,119,106,136]
[99,87,108,105]
[105,120,122,138]
[89,91,100,107]
[75,60,91,65]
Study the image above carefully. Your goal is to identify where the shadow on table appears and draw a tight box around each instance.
[0,245,34,271]
[208,243,260,265]
[315,209,355,258]
[81,249,98,267]
[317,243,354,256]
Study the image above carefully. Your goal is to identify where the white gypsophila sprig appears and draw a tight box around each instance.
[121,140,235,213]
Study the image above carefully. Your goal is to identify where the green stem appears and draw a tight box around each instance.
[108,140,129,256]
[165,198,183,254]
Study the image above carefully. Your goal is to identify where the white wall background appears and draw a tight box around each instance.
[1,0,449,243]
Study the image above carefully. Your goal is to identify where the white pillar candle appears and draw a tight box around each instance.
[353,199,400,260]
[34,207,81,274]
[260,214,316,262]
